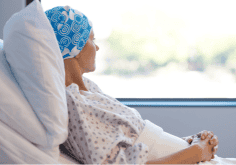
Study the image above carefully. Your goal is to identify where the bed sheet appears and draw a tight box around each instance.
[198,155,236,165]
[59,152,81,164]
[0,120,58,164]
[57,155,236,165]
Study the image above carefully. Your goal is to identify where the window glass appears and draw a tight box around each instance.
[42,0,236,98]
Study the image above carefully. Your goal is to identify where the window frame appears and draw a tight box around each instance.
[116,98,236,107]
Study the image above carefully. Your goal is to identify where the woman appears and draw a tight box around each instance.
[45,6,219,164]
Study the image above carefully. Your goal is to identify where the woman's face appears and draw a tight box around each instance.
[75,29,99,73]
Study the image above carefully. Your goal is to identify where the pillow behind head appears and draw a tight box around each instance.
[0,40,48,149]
[3,0,68,160]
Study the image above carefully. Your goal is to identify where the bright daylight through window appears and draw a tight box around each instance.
[42,0,236,98]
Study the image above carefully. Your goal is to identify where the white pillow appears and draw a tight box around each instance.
[3,0,68,160]
[0,41,47,145]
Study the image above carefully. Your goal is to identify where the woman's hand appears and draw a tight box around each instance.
[191,133,217,162]
[182,130,219,159]
[146,134,216,165]
[182,135,195,144]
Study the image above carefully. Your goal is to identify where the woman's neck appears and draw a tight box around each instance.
[65,73,88,91]
[64,59,88,91]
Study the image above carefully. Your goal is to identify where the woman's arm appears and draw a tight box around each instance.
[146,144,201,164]
[146,134,216,164]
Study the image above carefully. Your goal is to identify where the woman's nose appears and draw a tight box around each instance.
[96,44,99,51]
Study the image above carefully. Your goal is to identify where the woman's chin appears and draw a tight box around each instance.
[91,65,96,72]
[85,67,95,73]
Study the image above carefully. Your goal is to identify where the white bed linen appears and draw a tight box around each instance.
[0,120,58,164]
[135,119,236,165]
[0,41,58,163]
[2,0,68,160]
[0,48,48,149]
[59,153,80,164]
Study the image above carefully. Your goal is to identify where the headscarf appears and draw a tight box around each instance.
[45,6,92,60]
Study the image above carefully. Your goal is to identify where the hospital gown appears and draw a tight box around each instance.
[62,76,149,164]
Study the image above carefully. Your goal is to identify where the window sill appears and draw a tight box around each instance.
[116,98,236,107]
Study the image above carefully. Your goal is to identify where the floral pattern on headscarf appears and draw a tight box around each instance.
[45,6,92,60]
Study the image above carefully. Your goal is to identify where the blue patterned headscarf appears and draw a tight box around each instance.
[45,6,92,60]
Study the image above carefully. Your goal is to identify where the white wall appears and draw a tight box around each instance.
[0,0,25,39]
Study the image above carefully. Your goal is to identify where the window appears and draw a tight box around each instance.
[41,0,236,98]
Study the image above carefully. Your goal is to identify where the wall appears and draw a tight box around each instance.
[0,0,25,39]
[135,106,236,158]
